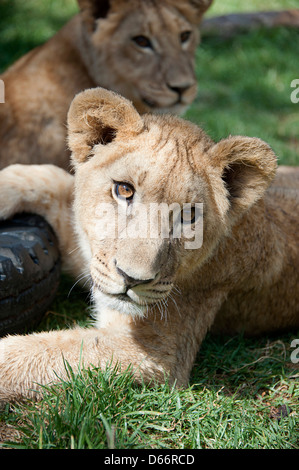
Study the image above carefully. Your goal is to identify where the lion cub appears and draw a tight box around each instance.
[0,0,212,170]
[0,87,298,402]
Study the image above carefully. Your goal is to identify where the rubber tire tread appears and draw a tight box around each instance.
[0,213,61,337]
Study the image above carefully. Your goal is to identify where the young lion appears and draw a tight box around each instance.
[0,87,298,403]
[0,0,212,171]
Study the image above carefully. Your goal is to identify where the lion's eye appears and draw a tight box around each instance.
[132,35,153,49]
[180,31,192,44]
[114,182,135,201]
[181,206,196,224]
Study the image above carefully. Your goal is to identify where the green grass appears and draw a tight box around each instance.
[207,0,299,16]
[186,27,299,165]
[1,312,298,449]
[0,0,299,449]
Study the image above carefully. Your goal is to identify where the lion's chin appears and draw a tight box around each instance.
[134,95,190,117]
[145,102,190,117]
[92,288,148,323]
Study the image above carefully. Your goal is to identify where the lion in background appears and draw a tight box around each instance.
[0,0,212,171]
[0,87,298,402]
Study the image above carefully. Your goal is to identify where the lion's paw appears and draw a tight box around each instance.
[0,334,41,402]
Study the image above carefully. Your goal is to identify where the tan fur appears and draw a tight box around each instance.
[0,0,212,171]
[0,87,298,403]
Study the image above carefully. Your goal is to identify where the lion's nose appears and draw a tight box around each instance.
[166,81,195,99]
[116,266,156,290]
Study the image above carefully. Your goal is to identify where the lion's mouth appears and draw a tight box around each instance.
[141,96,156,108]
[115,293,132,302]
[141,96,182,110]
[109,289,160,307]
[92,279,173,316]
[113,292,144,306]
[140,96,190,117]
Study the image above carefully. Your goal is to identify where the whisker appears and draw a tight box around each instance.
[168,292,182,318]
[161,297,169,322]
[68,244,82,256]
[68,272,91,298]
[157,299,164,320]
[81,275,92,289]
[172,284,182,296]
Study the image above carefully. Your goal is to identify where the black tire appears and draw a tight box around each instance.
[0,213,61,337]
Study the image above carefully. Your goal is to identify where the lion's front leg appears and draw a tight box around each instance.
[0,320,174,403]
[0,164,83,278]
[0,327,109,402]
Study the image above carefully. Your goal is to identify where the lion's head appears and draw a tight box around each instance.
[67,88,277,321]
[78,0,213,115]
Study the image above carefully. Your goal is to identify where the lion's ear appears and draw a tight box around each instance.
[78,0,128,30]
[78,0,110,29]
[171,0,213,24]
[67,87,143,164]
[209,136,277,221]
[188,0,213,14]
